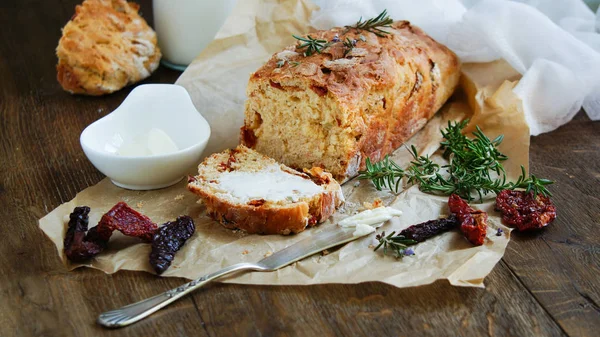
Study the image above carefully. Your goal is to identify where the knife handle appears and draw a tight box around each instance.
[97,262,267,328]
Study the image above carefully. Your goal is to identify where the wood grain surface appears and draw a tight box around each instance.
[0,0,598,336]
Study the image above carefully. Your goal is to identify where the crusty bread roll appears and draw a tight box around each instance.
[187,145,344,235]
[241,21,460,182]
[56,0,161,95]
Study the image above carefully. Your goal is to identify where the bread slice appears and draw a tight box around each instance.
[187,145,344,235]
[241,21,460,182]
[56,0,161,95]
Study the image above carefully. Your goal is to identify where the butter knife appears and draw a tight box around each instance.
[98,225,361,328]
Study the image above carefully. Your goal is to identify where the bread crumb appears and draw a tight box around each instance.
[174,194,185,200]
[363,198,383,210]
[264,251,273,258]
[136,201,144,209]
[196,199,204,205]
[322,249,329,256]
[232,229,248,238]
[242,250,249,255]
[368,244,375,249]
[345,201,357,209]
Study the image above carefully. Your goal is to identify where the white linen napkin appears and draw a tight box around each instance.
[311,0,600,135]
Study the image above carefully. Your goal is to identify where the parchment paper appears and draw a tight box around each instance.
[39,0,530,288]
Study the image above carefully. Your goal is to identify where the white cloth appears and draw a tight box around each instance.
[311,0,600,135]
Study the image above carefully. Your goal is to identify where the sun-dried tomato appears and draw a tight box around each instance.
[448,194,487,246]
[399,215,459,242]
[64,206,106,262]
[248,199,266,207]
[95,202,158,242]
[307,215,318,227]
[495,190,556,231]
[149,216,196,275]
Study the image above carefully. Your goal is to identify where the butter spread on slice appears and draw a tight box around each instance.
[337,207,403,237]
[215,165,324,203]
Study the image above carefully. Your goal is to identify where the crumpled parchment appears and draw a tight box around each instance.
[40,0,531,288]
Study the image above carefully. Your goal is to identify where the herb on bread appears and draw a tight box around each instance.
[343,38,356,56]
[358,120,554,202]
[342,38,356,57]
[277,59,301,68]
[293,35,330,56]
[293,9,391,58]
[345,9,393,37]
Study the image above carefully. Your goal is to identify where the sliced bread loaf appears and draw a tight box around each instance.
[241,21,460,182]
[187,145,344,235]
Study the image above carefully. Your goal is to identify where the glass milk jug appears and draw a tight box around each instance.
[152,0,238,70]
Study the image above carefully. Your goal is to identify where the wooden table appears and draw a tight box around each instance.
[1,1,599,336]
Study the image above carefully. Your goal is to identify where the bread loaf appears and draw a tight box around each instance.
[187,145,344,235]
[241,21,460,182]
[56,0,161,95]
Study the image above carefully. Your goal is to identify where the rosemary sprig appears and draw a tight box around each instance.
[293,35,330,56]
[360,145,440,193]
[508,166,554,197]
[374,231,417,258]
[358,119,554,202]
[345,9,393,37]
[343,38,355,56]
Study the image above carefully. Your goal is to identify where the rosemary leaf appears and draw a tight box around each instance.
[374,231,417,258]
[293,35,330,56]
[342,38,356,56]
[345,9,393,37]
[358,119,554,202]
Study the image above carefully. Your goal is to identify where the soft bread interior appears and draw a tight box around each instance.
[244,79,357,179]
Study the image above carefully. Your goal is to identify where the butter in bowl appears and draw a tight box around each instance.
[80,84,211,190]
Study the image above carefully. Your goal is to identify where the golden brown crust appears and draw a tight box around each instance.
[188,183,341,235]
[187,187,310,235]
[242,21,461,182]
[187,146,344,235]
[56,0,161,95]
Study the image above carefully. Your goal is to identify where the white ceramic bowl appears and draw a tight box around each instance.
[80,84,211,190]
